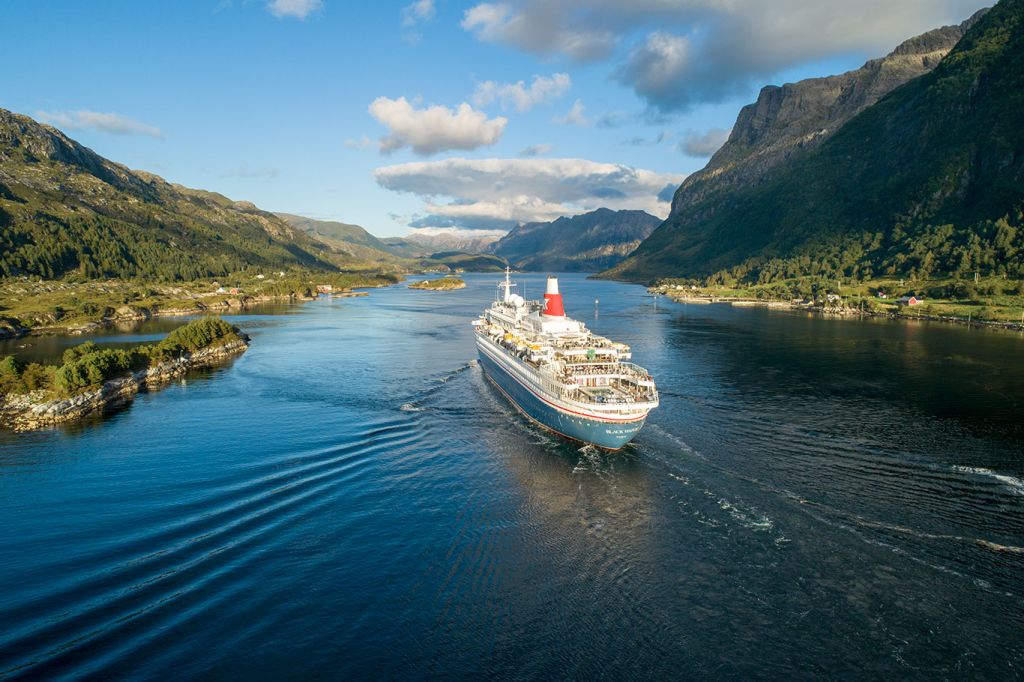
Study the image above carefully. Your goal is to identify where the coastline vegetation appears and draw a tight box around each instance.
[0,317,242,399]
[0,269,400,335]
[409,277,466,290]
[655,273,1024,325]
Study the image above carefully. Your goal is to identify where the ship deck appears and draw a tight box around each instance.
[578,385,635,404]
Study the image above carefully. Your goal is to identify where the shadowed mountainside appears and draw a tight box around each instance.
[491,208,661,272]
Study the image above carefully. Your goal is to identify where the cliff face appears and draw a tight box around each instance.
[490,208,661,272]
[608,3,1024,283]
[670,10,988,215]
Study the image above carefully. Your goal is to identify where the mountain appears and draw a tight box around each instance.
[0,109,363,280]
[404,231,502,254]
[669,11,988,216]
[380,237,430,258]
[275,213,391,251]
[274,213,402,265]
[425,251,508,272]
[608,2,1023,283]
[490,208,661,272]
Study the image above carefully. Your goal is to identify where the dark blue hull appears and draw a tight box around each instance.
[478,348,645,450]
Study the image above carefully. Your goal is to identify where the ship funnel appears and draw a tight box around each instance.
[542,276,565,317]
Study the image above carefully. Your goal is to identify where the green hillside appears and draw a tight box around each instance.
[608,0,1024,285]
[0,109,350,281]
[380,237,430,258]
[275,213,392,252]
[273,212,409,268]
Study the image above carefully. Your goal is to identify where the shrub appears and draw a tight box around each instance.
[151,317,238,362]
[54,347,148,395]
[21,363,55,392]
[63,341,98,365]
[8,317,240,398]
[0,356,22,395]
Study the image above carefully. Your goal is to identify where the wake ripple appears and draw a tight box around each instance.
[0,416,423,679]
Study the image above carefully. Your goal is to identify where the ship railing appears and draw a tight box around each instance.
[617,362,655,381]
[564,364,652,381]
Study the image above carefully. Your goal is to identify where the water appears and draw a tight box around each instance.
[1,273,1022,679]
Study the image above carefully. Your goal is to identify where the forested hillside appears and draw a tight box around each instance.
[0,109,345,280]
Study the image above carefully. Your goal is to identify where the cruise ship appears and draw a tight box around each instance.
[474,270,658,450]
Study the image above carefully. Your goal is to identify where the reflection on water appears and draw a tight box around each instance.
[0,274,1021,679]
[0,303,303,364]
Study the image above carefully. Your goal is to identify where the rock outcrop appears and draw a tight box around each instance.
[0,337,249,431]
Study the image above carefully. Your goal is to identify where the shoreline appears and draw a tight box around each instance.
[0,286,382,340]
[409,279,467,291]
[0,337,250,432]
[658,292,1024,333]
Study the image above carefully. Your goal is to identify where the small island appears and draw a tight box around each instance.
[409,277,466,291]
[0,317,249,431]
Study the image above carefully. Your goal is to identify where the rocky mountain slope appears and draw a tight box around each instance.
[0,109,359,280]
[490,208,661,271]
[668,10,988,216]
[608,1,1023,283]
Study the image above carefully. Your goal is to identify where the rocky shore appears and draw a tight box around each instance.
[0,337,249,432]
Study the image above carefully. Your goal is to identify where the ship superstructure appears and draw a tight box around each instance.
[474,269,658,449]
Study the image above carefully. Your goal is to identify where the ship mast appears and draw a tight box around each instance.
[502,266,514,303]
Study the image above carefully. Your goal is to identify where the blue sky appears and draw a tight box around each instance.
[0,0,988,237]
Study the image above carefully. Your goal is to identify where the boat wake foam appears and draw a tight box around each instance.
[951,465,1024,497]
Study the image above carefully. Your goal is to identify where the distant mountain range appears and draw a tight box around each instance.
[405,231,503,255]
[490,208,661,272]
[427,251,508,272]
[608,2,1023,284]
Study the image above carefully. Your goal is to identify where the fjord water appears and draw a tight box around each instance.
[1,274,1022,679]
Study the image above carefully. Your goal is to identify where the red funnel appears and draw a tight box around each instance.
[543,277,565,317]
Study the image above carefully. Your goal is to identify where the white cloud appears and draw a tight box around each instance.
[368,96,507,155]
[344,135,374,150]
[553,99,588,126]
[679,128,731,157]
[401,0,435,43]
[374,157,684,230]
[408,226,509,239]
[267,0,322,19]
[519,143,553,157]
[461,2,616,62]
[401,0,435,27]
[462,0,989,111]
[472,73,571,112]
[36,110,163,138]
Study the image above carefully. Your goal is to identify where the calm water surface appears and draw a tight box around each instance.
[1,273,1022,679]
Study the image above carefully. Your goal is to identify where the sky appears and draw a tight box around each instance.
[0,0,989,238]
